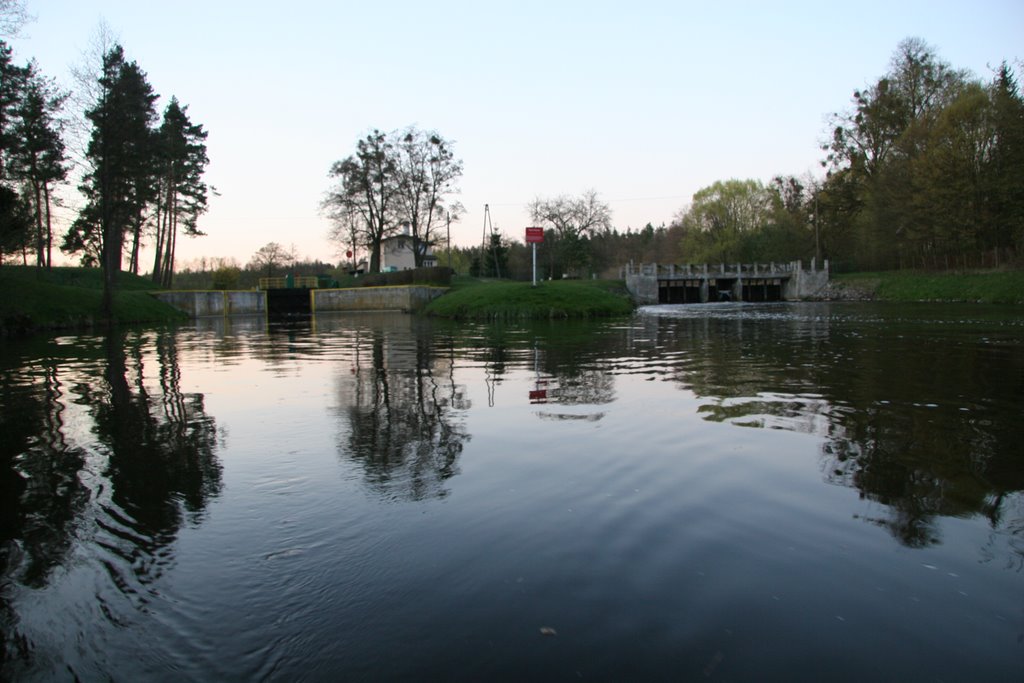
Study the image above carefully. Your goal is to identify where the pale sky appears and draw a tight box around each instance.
[10,0,1023,268]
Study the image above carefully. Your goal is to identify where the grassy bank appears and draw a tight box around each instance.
[832,269,1024,304]
[425,277,635,320]
[0,266,187,335]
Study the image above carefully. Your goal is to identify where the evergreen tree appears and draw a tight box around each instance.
[73,45,158,316]
[0,39,27,262]
[0,183,30,260]
[9,60,68,268]
[0,39,22,177]
[986,63,1024,260]
[151,97,209,286]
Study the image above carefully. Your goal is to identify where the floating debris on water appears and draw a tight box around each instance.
[702,650,724,677]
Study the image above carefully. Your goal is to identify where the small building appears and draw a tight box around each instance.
[381,223,437,271]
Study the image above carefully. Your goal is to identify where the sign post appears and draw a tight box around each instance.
[525,227,544,286]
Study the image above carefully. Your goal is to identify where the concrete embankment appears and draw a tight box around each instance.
[154,290,267,316]
[154,286,447,317]
[313,286,446,313]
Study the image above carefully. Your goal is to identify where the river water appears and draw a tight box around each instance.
[1,302,1022,681]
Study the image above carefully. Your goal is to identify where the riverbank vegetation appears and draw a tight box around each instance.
[424,277,634,320]
[0,28,211,320]
[832,269,1024,304]
[0,266,185,335]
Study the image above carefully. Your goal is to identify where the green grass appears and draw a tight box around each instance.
[425,277,635,320]
[835,269,1024,304]
[0,265,187,334]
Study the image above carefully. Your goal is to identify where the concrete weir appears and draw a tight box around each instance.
[624,260,829,304]
[154,286,447,318]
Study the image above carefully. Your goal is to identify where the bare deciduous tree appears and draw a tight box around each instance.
[248,241,295,278]
[529,189,612,277]
[322,130,396,274]
[393,127,463,267]
[0,0,31,39]
[323,127,463,273]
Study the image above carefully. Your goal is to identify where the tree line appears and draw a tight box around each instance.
[645,39,1024,273]
[325,39,1021,279]
[0,11,211,316]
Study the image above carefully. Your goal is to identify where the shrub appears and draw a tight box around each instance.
[360,266,453,288]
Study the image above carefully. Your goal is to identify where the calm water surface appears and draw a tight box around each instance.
[1,302,1022,681]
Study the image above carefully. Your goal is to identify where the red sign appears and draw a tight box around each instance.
[525,227,544,244]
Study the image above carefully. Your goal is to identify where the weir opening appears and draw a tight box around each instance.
[658,279,703,303]
[267,288,312,316]
[742,279,784,302]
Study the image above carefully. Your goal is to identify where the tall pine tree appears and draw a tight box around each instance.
[0,39,31,262]
[73,45,157,316]
[151,96,209,286]
[986,63,1024,260]
[10,60,68,268]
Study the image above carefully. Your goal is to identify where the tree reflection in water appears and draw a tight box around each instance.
[408,311,1023,559]
[633,305,1024,556]
[337,323,470,501]
[1,359,88,589]
[0,329,222,667]
[91,332,222,549]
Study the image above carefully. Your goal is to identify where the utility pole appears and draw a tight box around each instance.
[814,192,821,264]
[480,203,488,275]
[481,204,500,278]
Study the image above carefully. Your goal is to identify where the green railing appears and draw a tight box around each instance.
[258,276,320,290]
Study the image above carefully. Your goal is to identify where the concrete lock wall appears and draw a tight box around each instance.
[313,286,446,313]
[225,290,267,314]
[625,273,660,305]
[154,290,265,317]
[783,267,829,300]
[157,287,444,318]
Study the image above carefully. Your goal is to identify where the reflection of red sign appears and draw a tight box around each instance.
[525,227,544,243]
[529,389,548,403]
